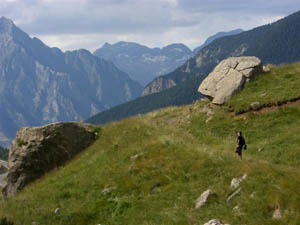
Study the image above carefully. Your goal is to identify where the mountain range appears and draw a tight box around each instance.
[0,17,142,147]
[88,10,300,125]
[94,42,193,86]
[94,30,244,87]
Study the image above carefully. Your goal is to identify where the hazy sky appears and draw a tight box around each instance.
[1,0,300,51]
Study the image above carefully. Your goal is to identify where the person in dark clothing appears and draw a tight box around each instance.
[235,131,246,159]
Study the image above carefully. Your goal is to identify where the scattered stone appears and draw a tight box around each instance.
[203,219,230,225]
[230,174,247,189]
[198,56,262,105]
[263,65,271,72]
[195,189,215,209]
[258,147,263,152]
[3,122,96,197]
[230,178,240,189]
[260,93,266,97]
[102,186,116,195]
[206,116,213,123]
[250,192,256,199]
[130,153,143,161]
[273,208,282,219]
[250,102,260,108]
[226,187,241,203]
[54,208,60,214]
[241,174,247,180]
[233,205,240,212]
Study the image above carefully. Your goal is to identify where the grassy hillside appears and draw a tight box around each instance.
[1,63,300,225]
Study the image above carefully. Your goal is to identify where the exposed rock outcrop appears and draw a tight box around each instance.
[142,77,176,96]
[3,122,96,197]
[198,57,263,105]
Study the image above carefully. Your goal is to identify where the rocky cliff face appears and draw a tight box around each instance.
[143,11,300,96]
[0,17,142,147]
[94,42,193,86]
[3,122,96,197]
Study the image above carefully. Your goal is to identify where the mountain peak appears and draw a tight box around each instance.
[0,16,15,33]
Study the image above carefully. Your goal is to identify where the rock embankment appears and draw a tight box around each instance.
[198,56,263,104]
[3,122,96,197]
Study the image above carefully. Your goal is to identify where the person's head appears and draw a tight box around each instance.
[236,131,242,136]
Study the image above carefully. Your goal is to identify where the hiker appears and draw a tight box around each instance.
[235,131,246,159]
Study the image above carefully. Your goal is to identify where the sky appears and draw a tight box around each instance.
[1,0,300,52]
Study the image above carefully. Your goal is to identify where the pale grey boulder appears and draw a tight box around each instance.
[3,122,96,197]
[198,57,262,105]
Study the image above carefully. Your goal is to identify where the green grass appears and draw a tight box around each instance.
[1,63,300,225]
[228,63,300,113]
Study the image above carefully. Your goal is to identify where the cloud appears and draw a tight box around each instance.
[1,0,299,51]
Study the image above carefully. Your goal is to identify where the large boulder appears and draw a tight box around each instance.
[198,57,262,104]
[3,122,96,197]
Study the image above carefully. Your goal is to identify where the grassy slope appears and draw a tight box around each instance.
[1,63,300,225]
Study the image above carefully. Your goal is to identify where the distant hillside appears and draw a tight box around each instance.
[0,17,142,146]
[2,62,300,225]
[144,10,300,95]
[193,29,244,54]
[94,42,193,86]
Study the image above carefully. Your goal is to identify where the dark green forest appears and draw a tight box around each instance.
[0,146,8,161]
[86,75,203,124]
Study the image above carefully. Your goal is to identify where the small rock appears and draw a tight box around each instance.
[131,153,141,161]
[250,102,260,108]
[195,189,215,209]
[102,186,116,195]
[230,174,247,189]
[230,178,240,189]
[204,219,222,225]
[273,208,282,219]
[206,116,213,123]
[250,192,256,199]
[226,187,241,203]
[263,65,270,72]
[203,219,230,225]
[258,147,263,152]
[54,208,60,214]
[233,205,240,212]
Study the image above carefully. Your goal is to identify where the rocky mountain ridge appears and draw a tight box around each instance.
[0,16,142,147]
[94,41,193,86]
